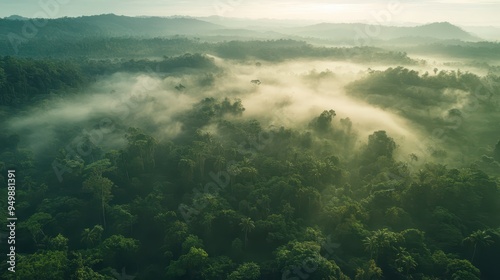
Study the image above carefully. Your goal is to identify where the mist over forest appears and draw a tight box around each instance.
[0,11,500,280]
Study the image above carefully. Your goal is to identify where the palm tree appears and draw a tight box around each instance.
[363,229,402,261]
[227,163,241,191]
[363,235,379,260]
[239,217,255,248]
[190,141,209,179]
[125,128,158,170]
[416,169,428,184]
[22,212,52,245]
[179,158,196,182]
[81,225,103,248]
[494,140,500,162]
[463,230,494,262]
[395,247,417,276]
[145,136,158,168]
[213,155,226,171]
[310,168,321,184]
[22,176,36,190]
[82,174,114,228]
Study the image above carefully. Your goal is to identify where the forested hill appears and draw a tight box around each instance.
[0,53,219,105]
[286,22,479,42]
[1,15,480,42]
[0,14,222,38]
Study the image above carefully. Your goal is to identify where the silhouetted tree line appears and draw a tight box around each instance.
[0,36,416,64]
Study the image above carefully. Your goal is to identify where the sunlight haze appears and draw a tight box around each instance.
[1,0,500,26]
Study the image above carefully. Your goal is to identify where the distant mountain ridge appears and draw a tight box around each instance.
[285,21,480,42]
[462,25,500,41]
[3,15,29,21]
[0,14,481,42]
[0,14,223,38]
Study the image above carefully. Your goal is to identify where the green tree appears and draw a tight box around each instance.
[100,235,140,268]
[164,220,190,252]
[394,247,417,276]
[363,228,403,261]
[226,262,261,280]
[166,247,209,279]
[463,230,494,262]
[50,234,69,251]
[81,225,104,248]
[239,217,255,248]
[83,174,114,228]
[125,127,158,170]
[354,259,383,280]
[109,204,137,234]
[432,250,481,279]
[201,256,234,280]
[276,241,349,280]
[179,158,196,182]
[14,250,68,280]
[182,234,204,254]
[19,212,53,244]
[310,109,336,132]
[494,140,500,162]
[364,131,397,162]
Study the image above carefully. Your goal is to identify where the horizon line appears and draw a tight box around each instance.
[3,13,491,28]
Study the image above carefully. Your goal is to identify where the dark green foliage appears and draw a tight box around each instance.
[1,36,499,280]
[0,56,85,105]
[12,250,69,280]
[364,131,397,162]
[310,109,336,133]
[0,54,217,106]
[4,98,499,278]
[494,140,500,162]
[347,67,500,165]
[226,262,261,280]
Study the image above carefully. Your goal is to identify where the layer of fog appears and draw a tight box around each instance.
[8,73,196,154]
[6,56,486,165]
[208,58,421,147]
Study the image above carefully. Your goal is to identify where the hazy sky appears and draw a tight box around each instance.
[1,0,500,26]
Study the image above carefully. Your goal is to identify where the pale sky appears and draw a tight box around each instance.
[1,0,500,26]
